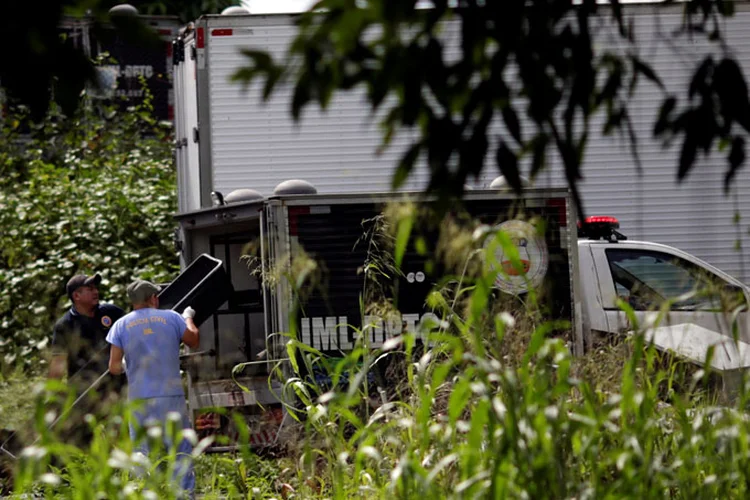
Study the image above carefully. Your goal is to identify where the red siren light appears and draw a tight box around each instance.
[578,215,626,241]
[585,216,619,226]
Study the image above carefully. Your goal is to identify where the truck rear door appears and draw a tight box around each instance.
[173,33,201,212]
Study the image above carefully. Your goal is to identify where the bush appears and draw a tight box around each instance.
[0,95,179,373]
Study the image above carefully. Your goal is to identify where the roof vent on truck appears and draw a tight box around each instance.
[108,3,139,16]
[221,6,250,15]
[489,175,530,190]
[224,188,264,204]
[578,216,627,242]
[274,179,318,196]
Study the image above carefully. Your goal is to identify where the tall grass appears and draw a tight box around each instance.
[7,203,750,498]
[270,205,750,499]
[5,383,287,498]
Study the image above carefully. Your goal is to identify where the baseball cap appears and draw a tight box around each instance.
[127,279,161,304]
[66,273,102,299]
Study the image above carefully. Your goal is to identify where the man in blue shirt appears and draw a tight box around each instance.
[106,279,199,497]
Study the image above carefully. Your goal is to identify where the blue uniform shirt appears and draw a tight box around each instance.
[106,308,187,400]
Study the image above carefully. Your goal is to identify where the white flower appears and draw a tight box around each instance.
[497,312,516,328]
[318,391,335,404]
[39,473,61,486]
[131,451,150,468]
[107,448,131,469]
[166,411,182,423]
[20,446,47,460]
[181,428,198,446]
[147,426,163,440]
[359,446,381,461]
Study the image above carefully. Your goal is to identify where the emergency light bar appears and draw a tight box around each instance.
[578,215,627,241]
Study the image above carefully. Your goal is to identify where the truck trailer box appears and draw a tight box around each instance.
[60,14,180,122]
[172,4,750,283]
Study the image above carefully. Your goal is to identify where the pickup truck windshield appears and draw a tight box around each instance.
[605,249,743,311]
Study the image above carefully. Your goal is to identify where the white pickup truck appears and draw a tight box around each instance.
[576,215,750,393]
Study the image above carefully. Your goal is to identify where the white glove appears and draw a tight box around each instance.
[182,306,196,319]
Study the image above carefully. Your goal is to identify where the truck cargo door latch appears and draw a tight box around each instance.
[193,127,199,143]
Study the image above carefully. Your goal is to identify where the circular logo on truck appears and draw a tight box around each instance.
[485,220,549,295]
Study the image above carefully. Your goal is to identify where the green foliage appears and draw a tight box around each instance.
[2,379,292,498]
[5,380,282,498]
[0,370,46,433]
[0,96,179,372]
[268,208,750,499]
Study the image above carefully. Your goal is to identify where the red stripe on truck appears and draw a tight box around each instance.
[196,27,205,48]
[546,198,568,227]
[212,28,233,37]
[288,206,310,236]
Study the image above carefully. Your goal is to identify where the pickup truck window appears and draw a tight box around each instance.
[605,249,744,312]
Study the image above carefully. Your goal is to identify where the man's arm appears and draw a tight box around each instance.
[108,345,125,375]
[105,321,124,375]
[49,323,68,379]
[181,307,200,349]
[182,317,200,349]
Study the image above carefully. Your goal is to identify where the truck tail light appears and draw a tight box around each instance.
[196,27,205,48]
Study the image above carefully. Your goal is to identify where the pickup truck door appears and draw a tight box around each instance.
[588,242,750,371]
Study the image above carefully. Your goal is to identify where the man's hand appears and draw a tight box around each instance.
[182,306,195,319]
[181,307,200,349]
[48,353,67,379]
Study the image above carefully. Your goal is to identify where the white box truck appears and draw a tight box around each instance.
[172,185,581,448]
[171,4,750,281]
[168,6,750,448]
[60,13,181,122]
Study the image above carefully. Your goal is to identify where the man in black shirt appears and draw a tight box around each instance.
[49,273,126,443]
